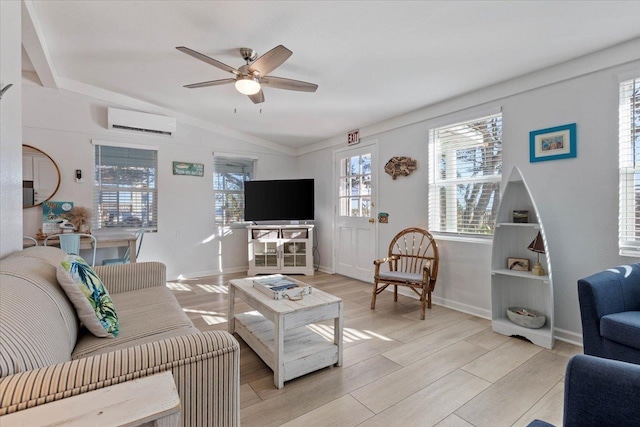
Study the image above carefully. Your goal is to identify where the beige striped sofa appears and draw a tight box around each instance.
[0,246,240,426]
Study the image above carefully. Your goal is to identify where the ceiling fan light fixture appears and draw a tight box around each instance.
[235,77,261,95]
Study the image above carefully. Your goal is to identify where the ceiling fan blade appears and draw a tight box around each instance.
[183,78,235,89]
[248,45,292,76]
[248,90,265,104]
[176,46,239,75]
[261,76,318,92]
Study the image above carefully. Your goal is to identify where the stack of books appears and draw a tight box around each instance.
[252,274,312,300]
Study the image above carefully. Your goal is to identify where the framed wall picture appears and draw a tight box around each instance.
[530,123,576,163]
[508,257,530,271]
[173,161,204,176]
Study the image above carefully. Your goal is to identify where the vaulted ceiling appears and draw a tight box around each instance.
[22,1,640,149]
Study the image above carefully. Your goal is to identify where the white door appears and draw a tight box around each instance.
[334,144,377,282]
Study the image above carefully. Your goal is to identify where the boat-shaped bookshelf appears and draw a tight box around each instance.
[491,167,554,349]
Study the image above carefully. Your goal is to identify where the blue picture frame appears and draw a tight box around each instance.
[530,123,576,163]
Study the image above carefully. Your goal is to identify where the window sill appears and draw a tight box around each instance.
[620,248,640,258]
[430,233,493,245]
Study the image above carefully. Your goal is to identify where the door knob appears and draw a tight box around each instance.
[368,218,375,223]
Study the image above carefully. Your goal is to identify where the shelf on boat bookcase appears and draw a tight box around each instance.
[492,269,549,281]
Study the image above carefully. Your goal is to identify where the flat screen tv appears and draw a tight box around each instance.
[244,179,314,222]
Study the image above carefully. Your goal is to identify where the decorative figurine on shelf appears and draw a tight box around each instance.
[58,219,76,233]
[513,210,529,223]
[68,206,92,234]
[528,231,546,276]
[36,229,47,240]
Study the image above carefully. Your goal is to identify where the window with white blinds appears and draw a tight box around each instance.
[428,113,502,236]
[619,77,640,256]
[214,156,254,225]
[93,144,158,230]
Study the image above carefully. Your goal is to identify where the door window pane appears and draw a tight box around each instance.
[339,152,372,218]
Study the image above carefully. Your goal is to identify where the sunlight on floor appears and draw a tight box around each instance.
[183,308,220,315]
[306,324,392,343]
[166,282,192,291]
[196,284,228,294]
[182,308,227,325]
[202,314,227,325]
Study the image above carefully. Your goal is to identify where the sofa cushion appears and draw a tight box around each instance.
[57,255,119,338]
[0,247,79,376]
[72,286,197,359]
[601,311,640,351]
[378,271,423,282]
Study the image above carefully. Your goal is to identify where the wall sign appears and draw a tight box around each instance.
[173,161,204,176]
[347,129,360,145]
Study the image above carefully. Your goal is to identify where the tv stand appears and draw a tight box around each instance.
[247,225,314,276]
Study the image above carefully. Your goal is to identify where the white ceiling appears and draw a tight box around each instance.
[25,1,640,149]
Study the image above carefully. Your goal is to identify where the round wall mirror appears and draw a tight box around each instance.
[22,145,61,208]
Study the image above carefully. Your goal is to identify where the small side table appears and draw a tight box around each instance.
[1,371,180,427]
[229,277,343,388]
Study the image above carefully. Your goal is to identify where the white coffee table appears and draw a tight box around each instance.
[228,277,343,389]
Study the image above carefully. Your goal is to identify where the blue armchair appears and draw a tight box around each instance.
[529,354,640,426]
[577,263,640,364]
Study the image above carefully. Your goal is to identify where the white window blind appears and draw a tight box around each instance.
[94,144,158,230]
[214,156,254,225]
[619,77,640,256]
[428,113,502,236]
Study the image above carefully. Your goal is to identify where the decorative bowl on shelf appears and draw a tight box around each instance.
[506,307,546,329]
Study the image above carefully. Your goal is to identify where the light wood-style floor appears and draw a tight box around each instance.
[168,272,582,427]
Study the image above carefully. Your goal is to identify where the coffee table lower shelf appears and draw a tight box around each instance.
[235,312,339,384]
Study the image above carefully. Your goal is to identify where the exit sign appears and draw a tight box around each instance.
[347,129,360,145]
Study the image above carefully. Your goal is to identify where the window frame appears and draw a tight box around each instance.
[428,113,503,237]
[93,141,158,232]
[213,154,255,226]
[619,76,640,256]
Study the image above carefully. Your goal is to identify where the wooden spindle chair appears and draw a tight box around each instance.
[371,227,439,320]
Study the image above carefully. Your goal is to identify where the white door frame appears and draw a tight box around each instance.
[332,140,379,278]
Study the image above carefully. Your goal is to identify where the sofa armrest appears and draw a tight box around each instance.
[0,330,240,427]
[563,354,640,426]
[94,262,166,294]
[577,272,627,357]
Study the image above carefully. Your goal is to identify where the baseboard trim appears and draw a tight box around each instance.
[553,327,583,347]
[431,295,492,320]
[166,266,248,281]
[393,287,491,320]
[317,265,333,274]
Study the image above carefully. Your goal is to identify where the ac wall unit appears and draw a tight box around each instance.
[107,107,176,137]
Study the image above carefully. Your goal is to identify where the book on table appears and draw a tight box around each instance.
[252,274,312,300]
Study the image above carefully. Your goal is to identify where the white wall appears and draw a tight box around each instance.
[298,54,640,344]
[21,82,297,277]
[0,1,23,258]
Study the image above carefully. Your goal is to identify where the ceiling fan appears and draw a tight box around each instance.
[176,45,318,104]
